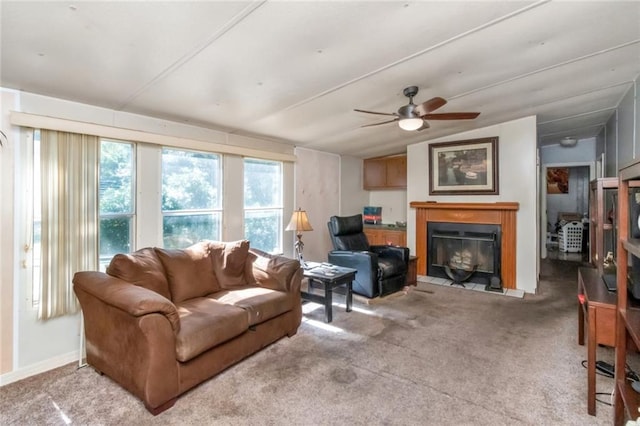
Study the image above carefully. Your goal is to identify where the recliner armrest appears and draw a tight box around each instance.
[73,271,180,333]
[370,245,410,263]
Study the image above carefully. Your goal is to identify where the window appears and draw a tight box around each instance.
[162,148,222,248]
[244,158,283,253]
[99,140,135,270]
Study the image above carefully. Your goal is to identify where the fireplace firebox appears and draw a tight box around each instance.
[427,222,501,288]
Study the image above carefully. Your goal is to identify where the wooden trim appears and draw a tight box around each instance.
[10,111,297,162]
[410,201,520,289]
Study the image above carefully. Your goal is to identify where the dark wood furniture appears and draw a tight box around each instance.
[363,155,407,189]
[614,162,640,425]
[302,263,356,323]
[407,256,418,286]
[589,177,617,275]
[577,267,616,416]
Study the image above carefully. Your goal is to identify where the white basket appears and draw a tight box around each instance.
[558,221,583,252]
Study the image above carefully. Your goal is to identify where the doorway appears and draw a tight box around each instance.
[540,162,595,261]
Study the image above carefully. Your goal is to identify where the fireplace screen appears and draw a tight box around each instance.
[431,232,495,273]
[427,222,501,284]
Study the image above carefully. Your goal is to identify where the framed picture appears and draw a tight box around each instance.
[429,137,499,195]
[546,167,569,194]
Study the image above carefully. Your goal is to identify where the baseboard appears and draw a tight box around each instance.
[0,350,78,386]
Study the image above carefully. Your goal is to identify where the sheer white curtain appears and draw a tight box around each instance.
[38,130,99,320]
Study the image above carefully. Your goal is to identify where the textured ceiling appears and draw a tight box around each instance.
[1,1,639,158]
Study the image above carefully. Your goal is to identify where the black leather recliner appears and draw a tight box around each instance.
[327,214,409,298]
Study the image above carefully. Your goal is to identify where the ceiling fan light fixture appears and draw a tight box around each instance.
[398,117,423,131]
[560,137,578,147]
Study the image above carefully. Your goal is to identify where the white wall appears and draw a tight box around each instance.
[407,116,539,294]
[368,190,407,224]
[539,138,596,164]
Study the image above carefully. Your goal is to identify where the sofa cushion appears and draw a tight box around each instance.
[212,286,292,326]
[245,248,300,292]
[175,297,249,362]
[106,247,171,300]
[210,240,250,289]
[155,242,220,304]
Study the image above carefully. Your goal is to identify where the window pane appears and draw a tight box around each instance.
[100,141,133,214]
[244,159,282,208]
[162,149,221,211]
[244,210,282,253]
[100,217,133,269]
[163,213,221,249]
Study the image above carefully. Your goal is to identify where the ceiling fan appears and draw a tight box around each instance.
[355,86,480,131]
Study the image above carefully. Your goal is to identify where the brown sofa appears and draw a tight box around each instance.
[73,240,302,414]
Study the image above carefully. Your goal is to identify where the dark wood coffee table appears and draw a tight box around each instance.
[301,263,356,323]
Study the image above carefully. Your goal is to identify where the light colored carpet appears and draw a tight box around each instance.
[0,259,622,425]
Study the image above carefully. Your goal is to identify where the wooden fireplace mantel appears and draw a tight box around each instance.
[410,201,520,289]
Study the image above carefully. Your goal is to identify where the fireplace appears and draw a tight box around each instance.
[410,201,519,289]
[427,222,501,286]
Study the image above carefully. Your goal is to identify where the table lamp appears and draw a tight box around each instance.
[285,208,313,266]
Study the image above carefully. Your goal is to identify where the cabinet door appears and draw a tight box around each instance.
[363,158,387,189]
[383,230,406,246]
[386,156,407,188]
[364,229,383,245]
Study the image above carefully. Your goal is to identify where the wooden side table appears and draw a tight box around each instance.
[577,267,617,416]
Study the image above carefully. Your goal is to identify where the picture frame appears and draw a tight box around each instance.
[546,167,569,194]
[428,137,499,195]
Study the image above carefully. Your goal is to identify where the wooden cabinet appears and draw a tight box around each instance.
[614,162,640,425]
[363,227,407,247]
[578,267,617,415]
[589,177,617,275]
[363,155,406,189]
[407,256,418,286]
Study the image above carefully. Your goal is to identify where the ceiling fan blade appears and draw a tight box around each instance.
[354,108,398,117]
[415,97,447,116]
[360,118,399,128]
[421,112,480,120]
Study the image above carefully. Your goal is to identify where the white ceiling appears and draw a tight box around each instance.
[1,1,639,158]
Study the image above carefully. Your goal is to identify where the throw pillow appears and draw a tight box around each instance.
[106,247,171,300]
[210,240,250,289]
[155,241,220,303]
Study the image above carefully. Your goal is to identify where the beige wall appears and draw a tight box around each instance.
[292,147,340,263]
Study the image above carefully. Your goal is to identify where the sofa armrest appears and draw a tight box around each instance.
[73,271,180,411]
[247,248,302,293]
[73,271,180,333]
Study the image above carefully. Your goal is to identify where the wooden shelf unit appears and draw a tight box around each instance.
[589,177,618,275]
[614,160,640,425]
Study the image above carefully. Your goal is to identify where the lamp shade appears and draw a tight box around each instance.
[285,208,313,232]
[398,118,423,131]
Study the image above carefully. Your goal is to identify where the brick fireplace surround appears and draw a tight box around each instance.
[410,201,520,289]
